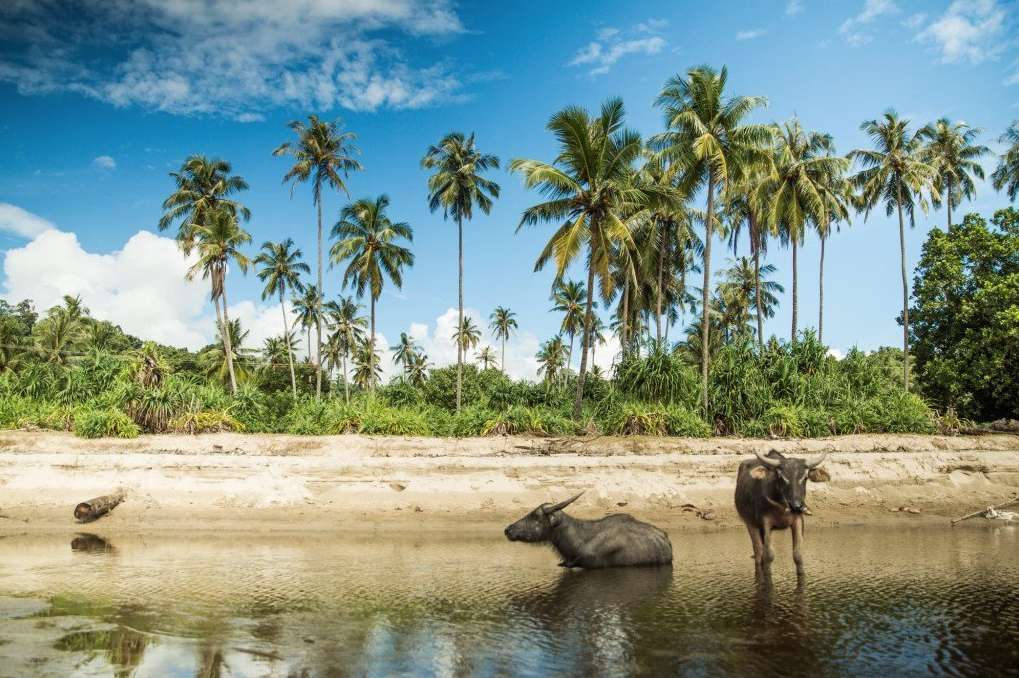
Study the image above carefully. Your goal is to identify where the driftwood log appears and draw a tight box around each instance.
[951,495,1019,525]
[74,490,125,523]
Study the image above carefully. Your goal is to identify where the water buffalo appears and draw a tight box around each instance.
[734,450,828,575]
[504,493,673,569]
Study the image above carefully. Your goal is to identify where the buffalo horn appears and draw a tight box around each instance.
[544,492,584,513]
[806,451,828,469]
[755,450,782,468]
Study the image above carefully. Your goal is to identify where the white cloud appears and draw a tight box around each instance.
[839,0,898,45]
[0,0,471,116]
[903,12,927,30]
[569,21,667,76]
[786,0,804,16]
[0,202,57,238]
[736,29,767,41]
[916,0,1006,64]
[827,348,845,360]
[91,155,116,170]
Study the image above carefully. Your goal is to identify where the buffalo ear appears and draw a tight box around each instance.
[548,512,562,527]
[750,466,769,480]
[808,467,831,483]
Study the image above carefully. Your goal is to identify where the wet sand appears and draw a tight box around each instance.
[1,431,1017,534]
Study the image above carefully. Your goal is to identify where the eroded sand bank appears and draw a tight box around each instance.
[1,431,1017,533]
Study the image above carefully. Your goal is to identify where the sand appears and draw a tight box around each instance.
[1,430,1017,534]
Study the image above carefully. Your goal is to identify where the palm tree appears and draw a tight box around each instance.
[292,285,321,365]
[920,118,989,228]
[849,111,938,390]
[452,316,481,357]
[390,332,419,368]
[421,132,501,412]
[351,337,382,391]
[653,65,770,409]
[489,306,517,374]
[254,239,310,398]
[753,119,849,341]
[722,185,770,347]
[536,336,567,383]
[33,306,81,365]
[476,345,498,370]
[324,295,366,403]
[263,333,298,374]
[405,352,430,387]
[550,279,587,370]
[186,208,251,393]
[159,155,250,254]
[274,115,363,398]
[512,98,662,419]
[717,257,783,340]
[991,121,1019,202]
[202,318,255,387]
[330,194,414,390]
[587,315,607,366]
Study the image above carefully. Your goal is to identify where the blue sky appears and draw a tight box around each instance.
[1,0,1017,378]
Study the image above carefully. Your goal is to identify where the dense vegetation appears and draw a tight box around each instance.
[4,64,1019,438]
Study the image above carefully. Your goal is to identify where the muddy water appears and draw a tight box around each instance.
[0,525,1017,677]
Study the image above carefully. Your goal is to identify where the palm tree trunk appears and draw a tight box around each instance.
[752,219,764,350]
[219,280,238,394]
[281,292,297,399]
[501,336,506,375]
[370,295,376,392]
[621,277,629,351]
[567,332,575,372]
[818,233,825,344]
[342,352,350,404]
[946,177,953,229]
[700,176,714,412]
[656,223,665,342]
[791,235,798,342]
[315,197,323,399]
[456,215,464,413]
[896,185,910,391]
[573,252,597,420]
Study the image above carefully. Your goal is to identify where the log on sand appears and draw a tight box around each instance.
[951,495,1019,525]
[74,490,126,523]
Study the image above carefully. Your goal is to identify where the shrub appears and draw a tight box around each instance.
[168,409,242,434]
[615,342,700,406]
[73,408,140,439]
[482,405,580,436]
[378,380,422,408]
[449,405,496,437]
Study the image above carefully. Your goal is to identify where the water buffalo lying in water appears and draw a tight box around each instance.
[504,493,673,569]
[735,450,828,575]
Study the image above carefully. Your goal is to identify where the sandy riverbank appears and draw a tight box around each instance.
[1,431,1018,534]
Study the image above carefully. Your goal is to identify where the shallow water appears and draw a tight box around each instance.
[0,525,1017,677]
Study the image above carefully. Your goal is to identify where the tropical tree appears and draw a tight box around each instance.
[390,332,419,368]
[489,306,517,375]
[722,184,770,347]
[254,238,310,398]
[185,208,252,393]
[274,115,362,398]
[536,336,567,383]
[919,118,988,228]
[476,345,499,370]
[421,132,501,412]
[33,306,81,365]
[351,337,382,390]
[201,318,255,387]
[753,119,849,341]
[991,121,1019,202]
[330,194,414,389]
[716,257,783,340]
[849,111,938,389]
[653,65,769,409]
[452,317,481,357]
[292,285,321,364]
[586,314,607,367]
[159,155,250,253]
[550,279,587,370]
[406,352,431,387]
[324,295,366,402]
[512,98,662,419]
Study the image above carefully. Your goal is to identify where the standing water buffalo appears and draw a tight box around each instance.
[504,493,673,569]
[735,450,828,575]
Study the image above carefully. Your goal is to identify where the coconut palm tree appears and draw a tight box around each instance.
[421,132,501,412]
[351,337,382,390]
[254,239,310,398]
[330,195,414,389]
[991,121,1019,203]
[159,155,250,254]
[476,345,498,370]
[717,257,783,341]
[390,332,419,368]
[405,352,431,387]
[753,119,849,342]
[550,279,587,370]
[653,66,770,409]
[291,285,321,365]
[849,111,938,390]
[274,115,362,398]
[512,98,664,419]
[722,186,771,348]
[202,318,255,387]
[586,315,607,366]
[452,317,481,357]
[920,118,989,228]
[489,306,517,375]
[33,306,81,365]
[536,336,567,383]
[324,295,366,403]
[185,208,251,393]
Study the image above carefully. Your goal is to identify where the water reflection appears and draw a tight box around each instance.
[0,527,1015,676]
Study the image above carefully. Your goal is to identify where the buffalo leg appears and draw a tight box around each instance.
[791,515,805,576]
[760,523,775,567]
[746,523,764,569]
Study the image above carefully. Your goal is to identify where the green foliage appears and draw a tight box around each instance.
[599,401,711,437]
[615,342,700,406]
[73,408,140,439]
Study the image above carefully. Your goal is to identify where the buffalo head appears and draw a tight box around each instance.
[753,450,827,514]
[504,492,584,543]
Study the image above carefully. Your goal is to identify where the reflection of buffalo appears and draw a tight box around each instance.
[504,493,673,568]
[70,533,115,554]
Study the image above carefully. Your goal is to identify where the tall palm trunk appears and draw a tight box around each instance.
[946,177,953,229]
[621,277,629,351]
[501,336,506,375]
[818,233,826,344]
[700,176,715,412]
[456,215,464,412]
[342,352,350,403]
[896,184,910,391]
[370,295,377,392]
[791,235,798,342]
[567,333,575,372]
[573,251,596,420]
[280,292,297,398]
[656,221,666,342]
[218,274,238,394]
[751,216,764,350]
[315,196,323,399]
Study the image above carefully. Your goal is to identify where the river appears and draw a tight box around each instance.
[0,525,1016,676]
